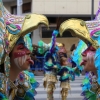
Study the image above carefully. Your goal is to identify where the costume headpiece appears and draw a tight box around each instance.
[4,8,49,52]
[0,2,49,64]
[37,40,62,55]
[59,19,99,49]
[56,42,63,47]
[44,30,59,60]
[24,33,33,52]
[38,40,50,55]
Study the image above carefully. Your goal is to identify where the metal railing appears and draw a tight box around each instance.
[30,56,45,71]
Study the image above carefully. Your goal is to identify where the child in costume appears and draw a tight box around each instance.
[57,57,75,100]
[0,0,49,100]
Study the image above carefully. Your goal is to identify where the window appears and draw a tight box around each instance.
[47,17,56,24]
[62,30,74,37]
[11,6,17,14]
[42,27,73,38]
[11,2,31,14]
[22,2,31,13]
[42,16,91,38]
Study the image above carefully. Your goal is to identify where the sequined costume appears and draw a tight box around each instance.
[57,65,75,100]
[43,30,60,100]
[0,0,49,100]
[14,71,39,100]
[81,72,97,100]
[59,1,100,99]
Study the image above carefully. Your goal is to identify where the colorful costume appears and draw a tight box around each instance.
[38,40,50,55]
[70,40,87,71]
[43,30,60,100]
[57,65,75,100]
[59,2,100,99]
[0,0,49,100]
[81,72,97,100]
[14,71,39,100]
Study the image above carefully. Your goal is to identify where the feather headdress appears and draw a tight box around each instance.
[71,40,87,71]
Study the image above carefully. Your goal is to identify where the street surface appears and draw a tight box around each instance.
[35,75,84,100]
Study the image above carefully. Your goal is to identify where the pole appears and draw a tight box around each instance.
[91,0,94,20]
[17,0,23,15]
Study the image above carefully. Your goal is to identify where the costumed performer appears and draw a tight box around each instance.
[59,3,100,99]
[0,0,49,100]
[43,29,60,100]
[58,57,78,100]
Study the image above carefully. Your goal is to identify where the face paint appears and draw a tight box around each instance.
[13,44,30,58]
[81,46,96,72]
[14,55,27,69]
[13,44,30,69]
[87,52,95,63]
[82,46,96,57]
[11,37,33,70]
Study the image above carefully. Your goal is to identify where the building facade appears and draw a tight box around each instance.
[3,0,99,55]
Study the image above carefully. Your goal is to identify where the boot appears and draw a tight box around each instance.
[47,91,54,100]
[62,96,67,100]
[47,82,55,100]
[61,88,68,100]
